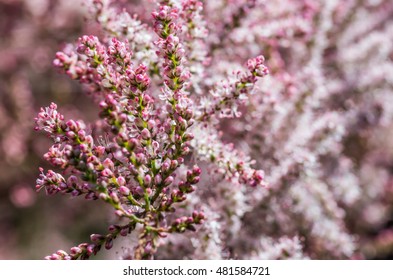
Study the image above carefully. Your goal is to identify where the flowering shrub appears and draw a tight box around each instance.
[31,0,393,260]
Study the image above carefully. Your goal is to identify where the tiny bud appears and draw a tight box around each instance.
[181,146,190,155]
[66,120,77,130]
[147,119,156,130]
[102,158,114,170]
[77,130,86,141]
[71,190,80,197]
[192,165,202,176]
[141,128,151,140]
[183,109,194,120]
[85,192,96,200]
[119,186,130,196]
[173,218,181,226]
[135,117,145,129]
[108,225,119,233]
[90,234,104,243]
[128,138,139,150]
[170,160,178,170]
[144,174,152,187]
[162,159,171,172]
[120,228,128,236]
[154,174,162,185]
[110,192,120,204]
[86,244,96,256]
[190,176,200,184]
[158,10,167,19]
[101,168,113,177]
[115,210,124,217]
[117,176,126,186]
[146,188,153,195]
[186,170,193,180]
[178,180,186,191]
[179,118,188,131]
[67,175,78,186]
[182,133,194,141]
[99,193,109,201]
[164,176,174,186]
[105,238,113,250]
[254,170,264,181]
[56,250,68,257]
[48,254,60,260]
[135,74,144,83]
[152,141,159,152]
[66,131,76,139]
[135,153,146,165]
[70,247,82,255]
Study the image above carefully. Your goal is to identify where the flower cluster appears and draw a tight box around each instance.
[37,4,206,259]
[31,0,393,260]
[198,55,269,120]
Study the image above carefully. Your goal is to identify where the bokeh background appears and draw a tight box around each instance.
[1,0,393,259]
[0,0,111,259]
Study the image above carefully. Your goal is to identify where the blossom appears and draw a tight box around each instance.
[29,0,393,261]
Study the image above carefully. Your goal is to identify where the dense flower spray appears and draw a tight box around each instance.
[35,0,267,259]
[32,0,393,260]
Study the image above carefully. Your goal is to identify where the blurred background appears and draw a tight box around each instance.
[0,0,112,259]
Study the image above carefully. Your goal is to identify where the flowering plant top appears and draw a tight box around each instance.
[35,0,267,260]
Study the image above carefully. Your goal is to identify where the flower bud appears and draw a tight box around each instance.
[135,153,146,165]
[120,228,129,236]
[110,192,120,204]
[182,133,194,141]
[86,244,96,256]
[119,186,130,196]
[164,176,174,186]
[102,158,114,170]
[108,225,119,233]
[147,119,156,129]
[146,188,153,195]
[90,234,105,243]
[144,174,152,187]
[141,128,151,140]
[99,193,109,201]
[115,210,124,217]
[162,159,171,172]
[128,138,139,150]
[101,168,113,177]
[193,165,202,175]
[105,238,113,250]
[154,174,162,185]
[85,192,96,200]
[70,247,82,255]
[117,176,126,186]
